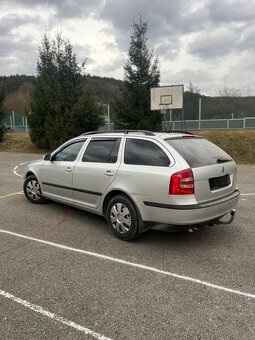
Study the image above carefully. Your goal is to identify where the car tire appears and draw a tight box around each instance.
[106,195,141,241]
[23,175,47,204]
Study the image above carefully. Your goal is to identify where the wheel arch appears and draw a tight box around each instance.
[102,189,145,233]
[25,171,36,178]
[103,190,129,216]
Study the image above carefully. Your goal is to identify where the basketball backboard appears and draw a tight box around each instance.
[150,85,184,110]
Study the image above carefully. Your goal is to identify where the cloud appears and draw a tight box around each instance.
[161,68,214,87]
[2,0,104,19]
[237,26,255,51]
[0,14,25,35]
[0,35,37,74]
[0,13,42,35]
[0,0,254,94]
[188,27,237,59]
[189,21,255,60]
[100,0,207,49]
[208,0,255,24]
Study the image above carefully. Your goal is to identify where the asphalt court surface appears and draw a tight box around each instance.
[0,152,255,339]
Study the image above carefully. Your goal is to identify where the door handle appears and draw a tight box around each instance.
[104,170,114,177]
[65,167,72,173]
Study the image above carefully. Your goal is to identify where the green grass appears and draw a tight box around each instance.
[193,129,255,164]
[0,130,255,164]
[0,133,49,154]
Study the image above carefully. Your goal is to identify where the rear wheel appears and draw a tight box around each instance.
[106,195,140,241]
[23,175,46,204]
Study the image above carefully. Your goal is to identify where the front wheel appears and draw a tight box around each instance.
[106,195,140,241]
[23,175,46,204]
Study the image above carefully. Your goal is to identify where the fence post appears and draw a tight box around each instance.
[25,117,28,133]
[12,111,15,132]
[244,118,246,129]
[107,105,110,131]
[198,97,201,129]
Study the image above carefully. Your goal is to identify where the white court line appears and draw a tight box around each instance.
[13,161,35,178]
[13,168,23,177]
[0,192,23,199]
[1,229,255,300]
[0,289,112,340]
[13,164,23,177]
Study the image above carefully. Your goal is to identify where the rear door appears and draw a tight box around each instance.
[165,136,237,203]
[72,137,122,208]
[117,137,173,199]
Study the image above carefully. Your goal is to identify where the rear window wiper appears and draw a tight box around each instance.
[216,158,232,163]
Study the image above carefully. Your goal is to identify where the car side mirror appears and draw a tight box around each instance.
[43,153,52,161]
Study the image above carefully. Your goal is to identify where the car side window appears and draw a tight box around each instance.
[82,138,121,163]
[54,141,85,162]
[124,139,170,167]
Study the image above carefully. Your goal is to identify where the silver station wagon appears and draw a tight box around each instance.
[23,130,239,240]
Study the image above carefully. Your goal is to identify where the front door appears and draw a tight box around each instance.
[41,140,85,202]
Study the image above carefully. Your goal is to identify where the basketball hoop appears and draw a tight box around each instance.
[150,85,184,111]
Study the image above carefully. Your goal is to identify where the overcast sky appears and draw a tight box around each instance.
[0,0,254,95]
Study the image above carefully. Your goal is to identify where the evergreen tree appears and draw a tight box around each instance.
[0,86,5,142]
[113,15,161,130]
[71,87,105,135]
[29,33,103,150]
[29,34,82,149]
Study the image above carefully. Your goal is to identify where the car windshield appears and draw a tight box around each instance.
[165,137,232,168]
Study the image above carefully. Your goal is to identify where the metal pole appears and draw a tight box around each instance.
[160,109,164,131]
[12,110,15,132]
[107,105,110,131]
[25,117,28,133]
[198,97,202,130]
[10,114,12,128]
[182,85,184,130]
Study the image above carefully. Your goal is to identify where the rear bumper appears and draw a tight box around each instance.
[139,189,240,226]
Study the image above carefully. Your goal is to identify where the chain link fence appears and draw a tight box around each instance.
[162,117,255,130]
[2,112,28,132]
[2,112,255,133]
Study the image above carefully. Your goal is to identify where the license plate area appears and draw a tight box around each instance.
[209,174,230,190]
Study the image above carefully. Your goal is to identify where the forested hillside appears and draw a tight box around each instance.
[0,74,254,119]
[86,75,122,104]
[183,91,255,120]
[0,74,122,114]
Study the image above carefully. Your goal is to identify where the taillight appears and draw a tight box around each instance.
[169,168,194,195]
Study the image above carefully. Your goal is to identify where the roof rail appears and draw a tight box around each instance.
[166,130,194,135]
[81,130,155,136]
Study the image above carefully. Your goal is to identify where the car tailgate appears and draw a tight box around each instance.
[192,161,237,203]
[164,136,238,204]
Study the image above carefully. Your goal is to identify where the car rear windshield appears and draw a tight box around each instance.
[165,137,232,168]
